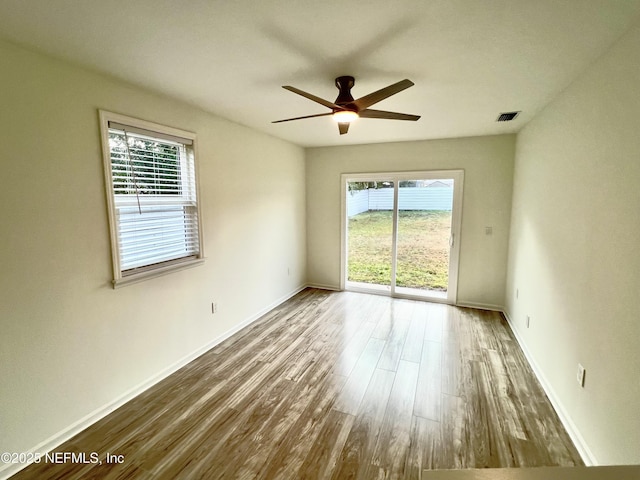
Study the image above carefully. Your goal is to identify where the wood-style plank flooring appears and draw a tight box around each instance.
[11,288,583,479]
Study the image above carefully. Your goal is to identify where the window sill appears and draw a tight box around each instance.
[112,257,205,289]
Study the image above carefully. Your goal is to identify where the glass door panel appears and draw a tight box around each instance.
[346,180,395,292]
[396,179,454,300]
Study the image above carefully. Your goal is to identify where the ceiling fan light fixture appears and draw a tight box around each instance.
[273,77,419,134]
[332,110,359,123]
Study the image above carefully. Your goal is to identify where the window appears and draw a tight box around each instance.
[99,111,204,287]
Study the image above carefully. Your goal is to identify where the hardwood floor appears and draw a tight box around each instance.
[11,288,583,479]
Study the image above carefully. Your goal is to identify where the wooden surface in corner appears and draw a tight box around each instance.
[10,288,584,479]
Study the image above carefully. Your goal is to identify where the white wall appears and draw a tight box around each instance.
[306,135,515,308]
[505,20,640,464]
[0,38,306,466]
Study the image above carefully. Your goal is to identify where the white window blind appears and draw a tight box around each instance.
[101,112,203,285]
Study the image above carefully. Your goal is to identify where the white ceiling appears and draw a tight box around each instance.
[1,0,639,147]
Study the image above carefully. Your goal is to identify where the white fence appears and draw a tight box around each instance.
[347,187,453,216]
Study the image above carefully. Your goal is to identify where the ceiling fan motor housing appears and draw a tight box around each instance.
[334,76,356,108]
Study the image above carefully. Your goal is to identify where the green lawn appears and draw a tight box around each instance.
[347,210,451,291]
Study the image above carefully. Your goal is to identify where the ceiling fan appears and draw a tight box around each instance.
[273,76,420,135]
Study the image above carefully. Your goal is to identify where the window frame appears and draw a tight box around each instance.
[99,110,205,288]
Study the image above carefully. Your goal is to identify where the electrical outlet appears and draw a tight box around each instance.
[577,364,586,387]
[287,267,290,276]
[516,288,519,299]
[485,226,493,235]
[526,315,530,328]
[211,302,218,314]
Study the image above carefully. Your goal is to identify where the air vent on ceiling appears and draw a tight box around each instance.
[496,111,520,122]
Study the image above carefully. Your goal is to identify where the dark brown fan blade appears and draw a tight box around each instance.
[272,112,334,123]
[282,86,342,110]
[338,122,350,135]
[353,79,414,110]
[359,109,420,121]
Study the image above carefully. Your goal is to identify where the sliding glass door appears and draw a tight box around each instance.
[341,170,463,304]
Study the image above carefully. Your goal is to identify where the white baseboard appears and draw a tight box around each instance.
[502,310,598,466]
[456,300,504,311]
[305,282,341,291]
[0,284,307,480]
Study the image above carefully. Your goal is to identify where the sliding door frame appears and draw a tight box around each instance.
[340,169,464,305]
